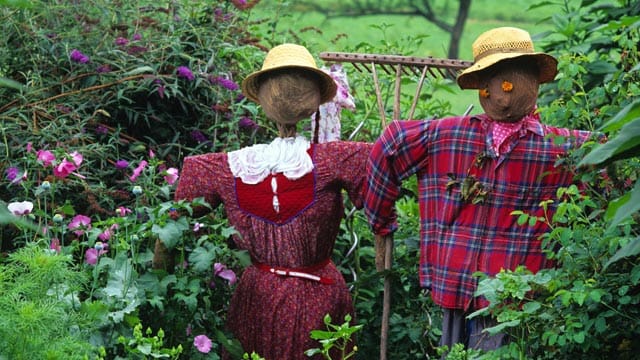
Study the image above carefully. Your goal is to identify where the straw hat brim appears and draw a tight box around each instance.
[241,65,337,105]
[457,52,558,89]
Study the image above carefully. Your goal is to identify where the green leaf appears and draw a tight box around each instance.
[0,76,24,90]
[599,99,640,133]
[604,237,640,269]
[604,180,640,230]
[123,66,155,76]
[580,117,640,166]
[152,218,189,249]
[188,247,215,272]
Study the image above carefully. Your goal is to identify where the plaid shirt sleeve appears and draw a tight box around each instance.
[364,120,431,235]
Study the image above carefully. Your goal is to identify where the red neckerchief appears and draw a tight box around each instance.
[489,111,540,156]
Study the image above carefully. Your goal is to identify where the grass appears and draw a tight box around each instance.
[248,0,563,116]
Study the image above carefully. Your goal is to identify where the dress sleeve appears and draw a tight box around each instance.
[364,120,431,236]
[331,141,374,209]
[174,153,223,215]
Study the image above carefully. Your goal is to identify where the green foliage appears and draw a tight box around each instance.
[0,243,102,359]
[305,314,362,359]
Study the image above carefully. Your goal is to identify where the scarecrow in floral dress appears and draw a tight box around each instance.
[172,44,370,359]
[364,27,600,351]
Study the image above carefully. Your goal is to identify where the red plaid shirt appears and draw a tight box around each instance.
[364,113,595,310]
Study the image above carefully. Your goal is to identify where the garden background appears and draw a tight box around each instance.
[1,0,640,359]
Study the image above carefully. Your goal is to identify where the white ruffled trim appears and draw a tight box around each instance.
[228,136,314,184]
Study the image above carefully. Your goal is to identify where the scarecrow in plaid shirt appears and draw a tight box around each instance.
[364,27,599,351]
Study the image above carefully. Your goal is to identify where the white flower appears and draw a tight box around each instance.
[7,201,34,215]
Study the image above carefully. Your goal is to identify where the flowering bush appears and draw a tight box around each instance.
[0,0,262,357]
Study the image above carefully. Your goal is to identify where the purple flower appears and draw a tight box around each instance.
[5,167,19,182]
[115,37,129,46]
[96,64,112,73]
[193,335,212,353]
[70,49,90,63]
[214,262,237,285]
[190,130,207,143]
[127,45,148,55]
[95,124,109,135]
[132,33,142,41]
[239,116,258,129]
[210,76,239,91]
[176,66,195,81]
[115,159,129,170]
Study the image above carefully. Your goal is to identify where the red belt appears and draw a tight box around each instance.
[252,258,335,285]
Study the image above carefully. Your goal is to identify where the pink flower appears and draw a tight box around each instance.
[85,243,108,265]
[50,238,61,253]
[68,214,91,236]
[129,160,148,182]
[70,151,83,166]
[53,158,77,178]
[116,207,132,217]
[193,335,212,353]
[214,263,237,285]
[164,167,179,185]
[37,150,56,167]
[7,201,34,215]
[53,151,83,179]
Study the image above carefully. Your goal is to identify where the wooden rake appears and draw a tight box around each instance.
[320,51,473,360]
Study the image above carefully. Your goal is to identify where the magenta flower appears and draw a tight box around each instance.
[210,76,239,91]
[193,335,212,353]
[7,201,34,215]
[164,167,179,185]
[116,206,132,217]
[132,33,142,41]
[50,238,61,253]
[68,214,92,236]
[176,66,195,81]
[37,150,56,167]
[53,158,77,178]
[96,64,112,73]
[85,243,108,265]
[129,160,148,182]
[214,263,237,285]
[70,49,90,63]
[115,37,129,46]
[53,151,83,179]
[239,116,258,129]
[5,167,20,182]
[115,159,129,170]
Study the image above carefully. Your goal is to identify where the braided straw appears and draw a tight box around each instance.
[457,27,558,89]
[241,44,337,104]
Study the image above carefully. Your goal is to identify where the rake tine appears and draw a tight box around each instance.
[408,65,429,120]
[393,64,402,120]
[371,62,387,128]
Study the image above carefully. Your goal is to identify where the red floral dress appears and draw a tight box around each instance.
[174,137,371,359]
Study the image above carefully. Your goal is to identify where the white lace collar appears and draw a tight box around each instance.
[227,136,314,184]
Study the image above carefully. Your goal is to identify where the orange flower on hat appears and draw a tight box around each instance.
[502,80,513,92]
[479,88,490,98]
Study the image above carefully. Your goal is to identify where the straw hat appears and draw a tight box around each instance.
[241,44,337,104]
[457,27,558,89]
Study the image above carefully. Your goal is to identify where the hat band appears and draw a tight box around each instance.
[474,44,535,63]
